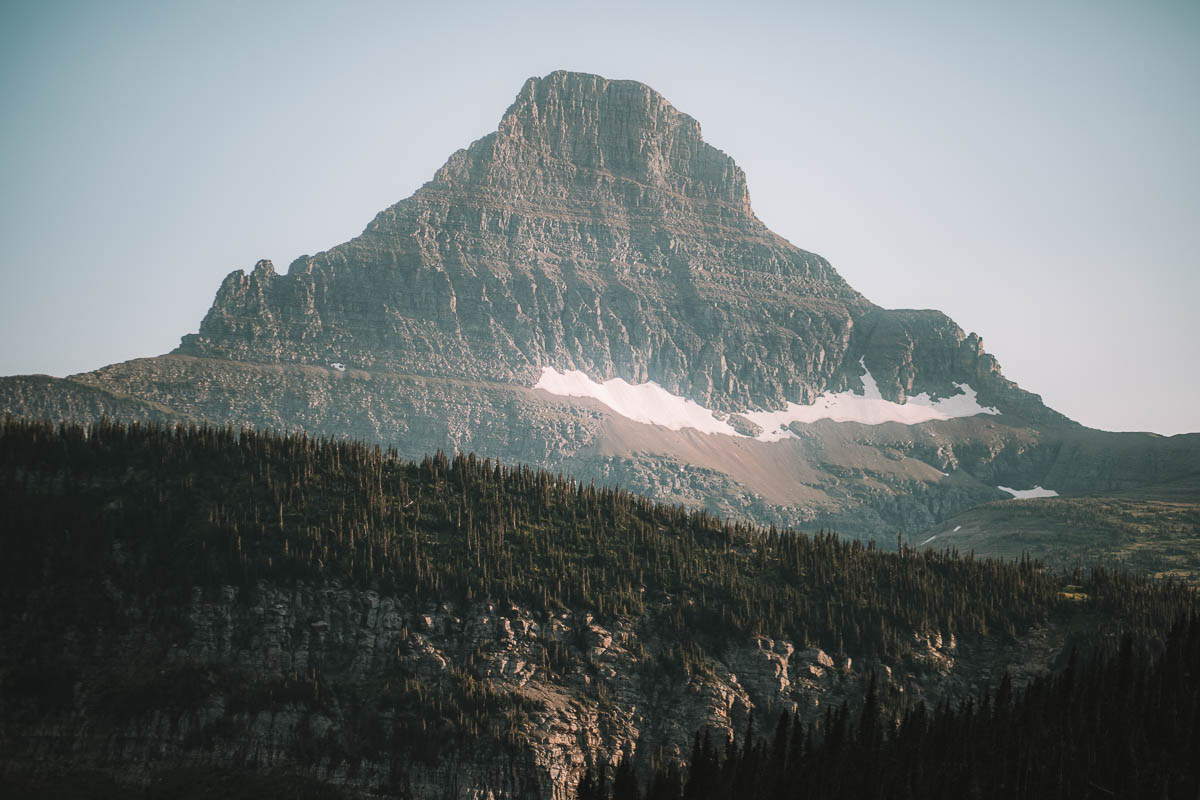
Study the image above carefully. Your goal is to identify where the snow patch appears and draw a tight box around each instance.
[534,358,1000,441]
[741,358,999,440]
[533,368,738,435]
[953,525,962,532]
[997,485,1059,499]
[920,535,938,546]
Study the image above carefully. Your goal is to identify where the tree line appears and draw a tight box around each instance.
[2,416,1196,794]
[2,417,1192,663]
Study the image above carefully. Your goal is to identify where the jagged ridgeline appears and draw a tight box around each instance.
[1,418,1195,798]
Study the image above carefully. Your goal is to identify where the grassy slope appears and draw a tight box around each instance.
[922,472,1200,580]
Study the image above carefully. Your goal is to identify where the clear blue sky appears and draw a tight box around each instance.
[2,0,1198,434]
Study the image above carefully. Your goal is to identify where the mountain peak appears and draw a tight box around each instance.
[442,70,753,214]
[503,70,700,141]
[176,71,1062,423]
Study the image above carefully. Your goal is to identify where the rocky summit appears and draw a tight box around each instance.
[177,71,1042,414]
[3,70,1198,548]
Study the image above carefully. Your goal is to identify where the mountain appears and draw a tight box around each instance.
[175,71,1045,416]
[3,70,1197,549]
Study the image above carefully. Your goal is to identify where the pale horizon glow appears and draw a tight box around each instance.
[2,0,1197,435]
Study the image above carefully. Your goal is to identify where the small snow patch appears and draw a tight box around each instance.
[534,358,1001,440]
[953,525,962,532]
[533,368,738,435]
[919,535,938,546]
[997,485,1059,499]
[741,358,999,439]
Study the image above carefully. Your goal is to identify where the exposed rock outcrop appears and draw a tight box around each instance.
[0,580,1062,799]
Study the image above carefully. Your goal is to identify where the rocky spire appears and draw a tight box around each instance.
[490,71,752,211]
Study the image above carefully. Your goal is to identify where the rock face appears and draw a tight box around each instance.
[2,70,1196,543]
[0,579,1060,799]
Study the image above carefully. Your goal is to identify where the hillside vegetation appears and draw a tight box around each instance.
[926,473,1200,581]
[6,417,1186,659]
[593,617,1200,800]
[1,418,1195,797]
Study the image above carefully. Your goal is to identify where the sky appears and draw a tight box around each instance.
[2,0,1198,435]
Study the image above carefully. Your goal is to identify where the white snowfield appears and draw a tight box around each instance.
[534,358,1000,442]
[997,485,1059,499]
[532,368,740,435]
[742,358,999,441]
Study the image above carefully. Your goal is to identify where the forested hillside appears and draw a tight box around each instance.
[1,418,1195,798]
[594,616,1200,799]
